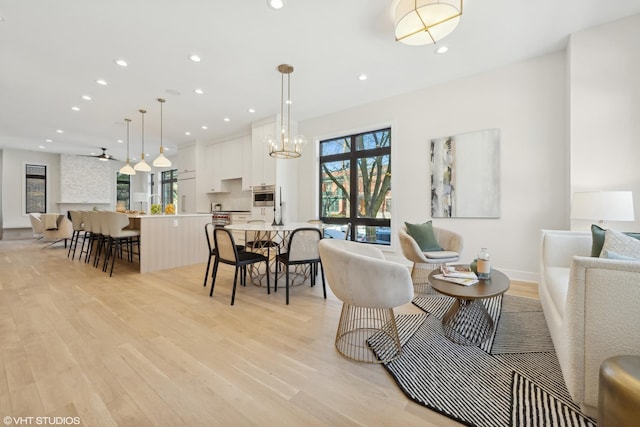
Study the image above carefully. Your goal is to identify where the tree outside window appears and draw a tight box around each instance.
[161,169,178,210]
[116,172,131,211]
[25,164,46,214]
[319,128,391,244]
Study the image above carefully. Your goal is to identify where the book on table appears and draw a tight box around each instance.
[432,274,479,286]
[435,265,479,286]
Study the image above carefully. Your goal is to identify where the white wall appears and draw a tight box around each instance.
[298,52,568,281]
[569,14,640,232]
[2,148,62,228]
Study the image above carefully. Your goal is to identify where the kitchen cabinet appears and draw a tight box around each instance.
[230,212,251,244]
[251,121,276,187]
[241,136,252,190]
[220,140,242,179]
[177,176,196,213]
[178,144,197,174]
[205,144,222,192]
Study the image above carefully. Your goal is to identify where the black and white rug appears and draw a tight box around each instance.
[370,293,597,427]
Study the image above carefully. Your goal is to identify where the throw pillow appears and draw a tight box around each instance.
[600,229,640,260]
[590,224,640,257]
[601,250,640,261]
[405,221,443,252]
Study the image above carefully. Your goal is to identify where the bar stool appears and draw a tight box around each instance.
[104,212,140,276]
[67,210,85,260]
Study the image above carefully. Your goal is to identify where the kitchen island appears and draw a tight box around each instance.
[132,213,211,273]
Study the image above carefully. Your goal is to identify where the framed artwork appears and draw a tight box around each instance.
[430,128,500,218]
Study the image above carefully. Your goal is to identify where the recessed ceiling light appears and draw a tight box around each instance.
[45,139,53,143]
[223,117,230,122]
[185,131,191,136]
[358,74,368,81]
[267,0,284,10]
[435,45,449,54]
[117,139,123,143]
[189,54,202,63]
[96,79,107,86]
[194,88,204,95]
[56,129,64,133]
[71,106,80,111]
[201,125,208,130]
[248,108,256,113]
[39,145,46,149]
[114,59,128,67]
[82,95,92,101]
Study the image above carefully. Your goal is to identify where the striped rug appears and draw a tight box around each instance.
[372,294,596,427]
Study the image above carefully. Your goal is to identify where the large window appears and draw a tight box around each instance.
[161,169,178,210]
[116,173,131,210]
[319,128,391,245]
[25,164,46,214]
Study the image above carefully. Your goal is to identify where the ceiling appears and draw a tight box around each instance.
[1,0,639,163]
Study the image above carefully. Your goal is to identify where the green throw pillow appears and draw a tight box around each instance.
[405,221,443,252]
[590,224,640,257]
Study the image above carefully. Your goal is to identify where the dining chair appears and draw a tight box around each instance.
[210,227,270,305]
[245,219,280,251]
[274,227,325,305]
[203,222,244,288]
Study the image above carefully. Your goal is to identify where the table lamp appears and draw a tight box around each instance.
[571,191,635,226]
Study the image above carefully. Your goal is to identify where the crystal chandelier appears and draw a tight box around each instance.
[267,64,306,159]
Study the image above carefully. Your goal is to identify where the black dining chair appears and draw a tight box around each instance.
[275,227,326,305]
[204,223,245,288]
[210,227,269,305]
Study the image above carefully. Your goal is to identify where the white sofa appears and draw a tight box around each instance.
[539,229,640,417]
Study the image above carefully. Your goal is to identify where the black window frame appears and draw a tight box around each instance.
[319,127,391,244]
[25,164,47,214]
[116,172,131,210]
[161,169,178,210]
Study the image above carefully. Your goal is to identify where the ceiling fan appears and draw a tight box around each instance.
[81,147,117,161]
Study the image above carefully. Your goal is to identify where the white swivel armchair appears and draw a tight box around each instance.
[318,239,414,363]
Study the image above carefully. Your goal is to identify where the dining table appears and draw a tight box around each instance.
[225,222,323,287]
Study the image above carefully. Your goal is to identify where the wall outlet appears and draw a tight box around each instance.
[173,219,179,227]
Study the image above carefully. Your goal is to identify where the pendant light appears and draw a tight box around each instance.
[152,98,172,167]
[134,109,151,172]
[119,118,136,175]
[267,64,306,159]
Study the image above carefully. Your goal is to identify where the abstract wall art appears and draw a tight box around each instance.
[430,128,500,218]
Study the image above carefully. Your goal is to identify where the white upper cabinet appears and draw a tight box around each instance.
[220,139,242,180]
[251,120,276,187]
[205,143,222,193]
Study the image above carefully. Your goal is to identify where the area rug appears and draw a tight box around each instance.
[370,293,597,427]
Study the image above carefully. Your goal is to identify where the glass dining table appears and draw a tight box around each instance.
[224,222,323,287]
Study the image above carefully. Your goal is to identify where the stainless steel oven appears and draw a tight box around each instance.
[253,185,275,207]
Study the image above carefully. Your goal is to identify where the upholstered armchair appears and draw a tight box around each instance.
[318,239,414,363]
[399,223,463,288]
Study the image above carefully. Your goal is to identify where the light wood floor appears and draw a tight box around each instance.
[0,238,538,426]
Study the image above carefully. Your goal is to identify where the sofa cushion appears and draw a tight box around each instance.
[600,229,640,260]
[601,250,640,261]
[590,224,640,257]
[544,266,570,317]
[424,250,458,259]
[405,221,443,252]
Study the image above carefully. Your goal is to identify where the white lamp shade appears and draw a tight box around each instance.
[152,152,172,167]
[134,156,151,172]
[132,192,148,203]
[395,0,462,45]
[119,161,136,175]
[571,191,635,222]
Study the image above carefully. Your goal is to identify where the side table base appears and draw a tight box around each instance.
[442,298,494,346]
